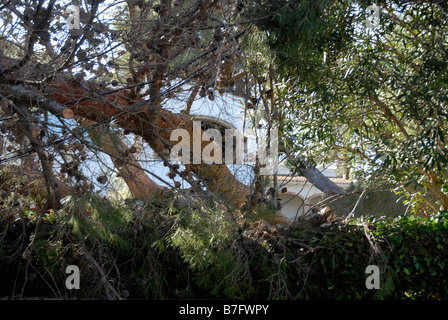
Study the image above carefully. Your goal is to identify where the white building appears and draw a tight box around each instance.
[274,164,352,221]
[180,108,353,222]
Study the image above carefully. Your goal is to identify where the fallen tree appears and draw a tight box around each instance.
[0,56,345,213]
[0,0,345,219]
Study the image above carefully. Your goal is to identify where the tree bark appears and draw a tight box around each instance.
[283,150,346,196]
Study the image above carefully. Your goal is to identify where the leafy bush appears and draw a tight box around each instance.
[289,211,448,299]
[0,195,447,300]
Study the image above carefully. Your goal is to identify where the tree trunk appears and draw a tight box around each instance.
[45,74,250,208]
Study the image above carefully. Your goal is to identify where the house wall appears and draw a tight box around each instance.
[275,165,351,221]
[277,193,305,220]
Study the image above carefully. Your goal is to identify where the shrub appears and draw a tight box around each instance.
[0,195,447,300]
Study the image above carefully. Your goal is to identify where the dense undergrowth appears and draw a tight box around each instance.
[0,190,447,300]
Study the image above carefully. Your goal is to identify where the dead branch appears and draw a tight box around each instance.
[5,85,74,119]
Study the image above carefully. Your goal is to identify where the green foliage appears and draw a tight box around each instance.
[60,192,132,251]
[281,211,448,299]
[251,0,448,214]
[1,196,447,300]
[244,0,354,77]
[373,211,448,299]
[166,200,255,299]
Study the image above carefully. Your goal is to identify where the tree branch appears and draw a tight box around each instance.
[6,85,73,119]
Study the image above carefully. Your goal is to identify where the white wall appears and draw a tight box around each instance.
[275,164,350,221]
[277,193,304,220]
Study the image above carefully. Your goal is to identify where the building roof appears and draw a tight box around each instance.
[276,175,353,185]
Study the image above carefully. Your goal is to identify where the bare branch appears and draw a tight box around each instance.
[5,85,74,119]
